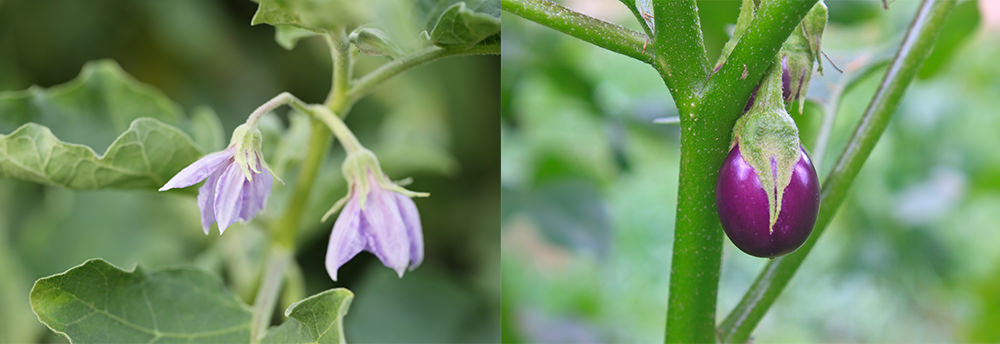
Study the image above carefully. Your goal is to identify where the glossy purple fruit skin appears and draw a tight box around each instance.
[716,144,820,258]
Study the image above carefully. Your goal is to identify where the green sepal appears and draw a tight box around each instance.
[731,60,802,232]
[230,123,264,182]
[779,1,827,114]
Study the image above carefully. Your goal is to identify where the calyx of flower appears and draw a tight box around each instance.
[731,59,802,232]
[229,123,280,184]
[322,148,428,222]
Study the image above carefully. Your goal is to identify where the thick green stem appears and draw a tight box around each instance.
[718,0,956,342]
[651,0,709,109]
[500,0,654,65]
[272,121,333,248]
[664,1,816,343]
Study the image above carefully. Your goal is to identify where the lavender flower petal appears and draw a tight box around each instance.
[240,169,273,221]
[213,162,246,234]
[325,194,366,281]
[359,176,410,277]
[394,193,423,270]
[158,150,233,191]
[197,169,223,235]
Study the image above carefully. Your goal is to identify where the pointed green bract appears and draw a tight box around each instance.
[29,259,253,343]
[262,288,354,344]
[732,61,801,232]
[0,60,211,190]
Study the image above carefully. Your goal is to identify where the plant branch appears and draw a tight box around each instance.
[651,0,709,109]
[501,0,654,65]
[251,28,353,342]
[663,1,818,343]
[326,30,351,111]
[249,246,291,343]
[718,0,956,342]
[345,41,499,104]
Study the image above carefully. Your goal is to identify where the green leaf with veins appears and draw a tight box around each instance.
[0,60,207,190]
[30,259,253,343]
[0,120,201,190]
[31,259,356,344]
[262,288,353,344]
[423,0,500,48]
[251,0,369,34]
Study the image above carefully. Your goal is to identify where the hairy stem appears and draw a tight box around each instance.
[346,41,499,104]
[326,30,351,111]
[718,0,956,341]
[664,1,817,343]
[501,0,654,64]
[246,92,295,127]
[251,28,351,343]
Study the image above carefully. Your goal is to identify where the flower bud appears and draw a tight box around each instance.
[778,1,827,114]
[349,27,402,59]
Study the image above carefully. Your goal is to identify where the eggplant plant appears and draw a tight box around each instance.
[502,0,956,342]
[0,1,498,342]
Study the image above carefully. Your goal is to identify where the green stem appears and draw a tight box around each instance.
[245,93,294,127]
[308,106,365,154]
[812,81,843,171]
[250,28,351,343]
[346,41,499,104]
[501,0,654,65]
[249,246,291,343]
[718,0,956,342]
[651,0,709,109]
[664,1,816,343]
[326,30,351,111]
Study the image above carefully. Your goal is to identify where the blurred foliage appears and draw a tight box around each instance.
[502,0,1000,342]
[0,0,498,343]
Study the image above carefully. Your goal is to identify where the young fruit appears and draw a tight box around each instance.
[719,52,821,258]
[716,144,819,257]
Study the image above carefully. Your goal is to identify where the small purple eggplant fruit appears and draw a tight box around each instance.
[717,144,819,257]
[717,58,820,258]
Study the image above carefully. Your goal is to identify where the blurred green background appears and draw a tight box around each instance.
[502,0,1000,342]
[0,0,498,343]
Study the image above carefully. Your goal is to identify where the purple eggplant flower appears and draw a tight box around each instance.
[324,148,426,281]
[159,125,275,235]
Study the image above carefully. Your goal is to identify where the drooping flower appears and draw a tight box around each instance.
[324,148,427,281]
[159,124,277,235]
